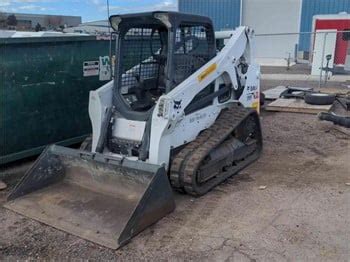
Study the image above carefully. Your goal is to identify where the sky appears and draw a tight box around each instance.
[0,0,178,22]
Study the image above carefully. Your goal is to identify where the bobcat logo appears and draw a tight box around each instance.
[173,100,182,109]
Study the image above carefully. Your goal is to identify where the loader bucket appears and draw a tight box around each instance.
[5,145,175,249]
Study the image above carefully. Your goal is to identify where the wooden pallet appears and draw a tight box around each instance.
[265,98,332,114]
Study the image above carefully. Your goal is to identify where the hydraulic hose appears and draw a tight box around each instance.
[318,112,350,128]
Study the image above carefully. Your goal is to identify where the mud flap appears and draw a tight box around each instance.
[4,145,175,249]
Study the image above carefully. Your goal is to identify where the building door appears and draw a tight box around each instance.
[311,29,337,76]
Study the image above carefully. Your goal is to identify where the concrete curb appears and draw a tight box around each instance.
[261,73,349,82]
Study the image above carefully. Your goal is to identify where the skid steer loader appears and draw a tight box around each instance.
[5,12,262,249]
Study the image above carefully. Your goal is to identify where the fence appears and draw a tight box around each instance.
[216,29,350,87]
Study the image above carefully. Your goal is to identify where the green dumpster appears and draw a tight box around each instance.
[0,35,114,164]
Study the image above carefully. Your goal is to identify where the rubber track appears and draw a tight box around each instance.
[170,104,261,196]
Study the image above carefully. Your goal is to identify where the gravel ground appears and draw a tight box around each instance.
[0,79,349,261]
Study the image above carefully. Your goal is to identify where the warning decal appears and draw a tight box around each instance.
[83,61,99,77]
[197,63,217,82]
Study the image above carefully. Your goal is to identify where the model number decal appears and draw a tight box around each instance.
[189,113,207,123]
[83,61,99,77]
[247,91,259,101]
[197,63,217,82]
[247,85,258,92]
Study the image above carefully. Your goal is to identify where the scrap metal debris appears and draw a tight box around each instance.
[0,180,7,190]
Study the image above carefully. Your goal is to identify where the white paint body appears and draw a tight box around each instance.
[311,29,337,76]
[89,27,260,169]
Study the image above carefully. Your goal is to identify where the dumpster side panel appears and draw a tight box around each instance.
[0,37,113,164]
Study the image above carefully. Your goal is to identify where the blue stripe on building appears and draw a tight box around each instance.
[178,0,241,30]
[179,0,350,52]
[299,0,350,51]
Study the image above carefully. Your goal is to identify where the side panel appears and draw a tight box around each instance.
[178,0,241,30]
[311,30,337,76]
[239,64,260,113]
[0,37,113,164]
[89,81,113,152]
[242,0,301,60]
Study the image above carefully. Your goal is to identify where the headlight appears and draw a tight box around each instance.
[157,98,171,118]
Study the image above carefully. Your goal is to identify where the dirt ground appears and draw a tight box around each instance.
[0,79,349,261]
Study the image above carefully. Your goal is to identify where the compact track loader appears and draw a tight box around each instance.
[5,12,262,249]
